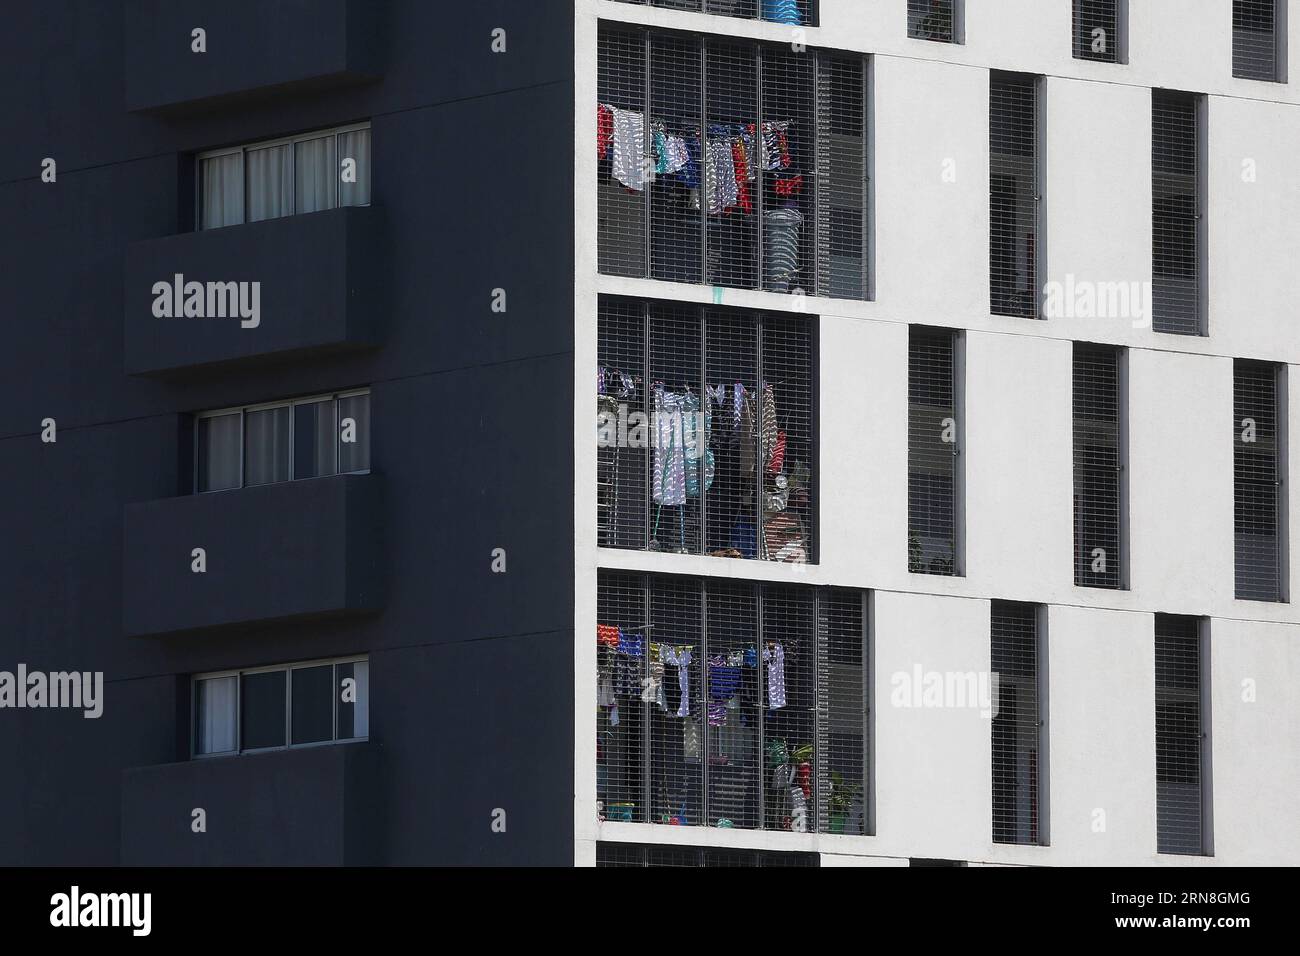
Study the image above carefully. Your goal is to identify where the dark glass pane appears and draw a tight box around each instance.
[240,670,286,750]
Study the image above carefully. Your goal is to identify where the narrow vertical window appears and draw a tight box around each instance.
[1152,90,1202,335]
[991,602,1043,846]
[908,0,957,43]
[1073,344,1125,589]
[1234,361,1285,601]
[816,53,868,300]
[597,26,647,279]
[1233,0,1283,81]
[193,675,237,756]
[1073,0,1121,62]
[989,72,1040,318]
[908,327,960,576]
[817,588,868,835]
[1155,615,1208,856]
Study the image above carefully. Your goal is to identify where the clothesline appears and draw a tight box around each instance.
[598,102,801,214]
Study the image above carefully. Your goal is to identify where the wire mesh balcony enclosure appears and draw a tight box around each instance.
[596,572,868,834]
[991,602,1042,846]
[1234,360,1283,601]
[1233,0,1282,81]
[596,842,818,866]
[1152,89,1201,335]
[1155,614,1206,856]
[597,296,815,563]
[1072,0,1120,62]
[1072,343,1124,589]
[597,25,868,299]
[908,0,957,43]
[989,72,1040,318]
[908,326,959,576]
[609,0,817,28]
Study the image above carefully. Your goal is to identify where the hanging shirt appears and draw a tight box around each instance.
[652,387,688,506]
[764,642,788,709]
[610,107,646,191]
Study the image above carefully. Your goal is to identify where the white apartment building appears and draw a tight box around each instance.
[573,0,1300,867]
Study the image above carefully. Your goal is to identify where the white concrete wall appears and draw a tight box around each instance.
[575,0,1300,866]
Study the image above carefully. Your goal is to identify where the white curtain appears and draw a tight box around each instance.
[198,412,242,492]
[244,407,290,486]
[197,676,237,754]
[295,135,336,214]
[351,661,369,737]
[338,129,371,207]
[200,153,243,229]
[245,144,292,222]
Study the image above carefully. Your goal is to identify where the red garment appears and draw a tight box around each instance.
[768,430,786,475]
[731,139,752,214]
[774,174,803,198]
[597,624,619,648]
[597,104,613,160]
[798,762,812,799]
[778,128,791,168]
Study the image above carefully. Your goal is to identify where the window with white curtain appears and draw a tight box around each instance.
[194,657,370,757]
[194,389,370,493]
[197,123,371,230]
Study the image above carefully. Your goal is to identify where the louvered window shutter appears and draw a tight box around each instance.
[1152,89,1201,335]
[991,602,1042,846]
[1233,0,1281,81]
[1155,615,1206,856]
[1234,360,1283,601]
[990,72,1040,318]
[1073,0,1120,62]
[908,327,959,576]
[1073,344,1124,589]
[908,0,957,43]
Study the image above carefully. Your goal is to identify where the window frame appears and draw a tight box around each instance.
[191,655,370,759]
[1232,0,1287,82]
[907,0,963,45]
[193,388,371,494]
[196,121,372,230]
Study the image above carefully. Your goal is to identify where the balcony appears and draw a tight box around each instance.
[124,0,382,114]
[122,473,383,637]
[120,742,378,865]
[123,205,382,376]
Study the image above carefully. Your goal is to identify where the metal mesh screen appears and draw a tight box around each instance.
[817,588,868,835]
[598,27,647,277]
[991,601,1041,846]
[1155,614,1204,856]
[908,326,958,576]
[1152,89,1201,335]
[817,54,868,300]
[596,572,868,834]
[1233,0,1280,81]
[1073,0,1119,62]
[908,0,956,42]
[989,72,1039,319]
[1234,360,1282,601]
[597,297,815,563]
[597,25,867,300]
[609,0,816,26]
[596,842,819,866]
[1073,344,1124,589]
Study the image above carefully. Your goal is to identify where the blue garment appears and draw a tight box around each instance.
[679,136,701,188]
[763,0,803,25]
[617,631,644,658]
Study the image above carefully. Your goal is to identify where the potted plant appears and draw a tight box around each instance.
[827,772,861,834]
